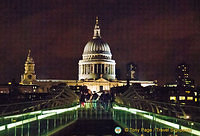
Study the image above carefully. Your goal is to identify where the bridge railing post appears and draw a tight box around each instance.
[46,118,49,134]
[14,122,16,136]
[37,116,40,136]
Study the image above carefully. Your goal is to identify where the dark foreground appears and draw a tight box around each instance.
[51,119,132,136]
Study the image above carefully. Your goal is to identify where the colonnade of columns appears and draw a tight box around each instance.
[79,63,115,75]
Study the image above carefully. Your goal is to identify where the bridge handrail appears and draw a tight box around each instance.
[113,103,200,135]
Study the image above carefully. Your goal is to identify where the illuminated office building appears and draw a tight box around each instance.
[176,64,194,87]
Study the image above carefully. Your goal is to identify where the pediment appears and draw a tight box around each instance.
[96,78,109,82]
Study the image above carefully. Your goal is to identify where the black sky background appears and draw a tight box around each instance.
[0,0,199,85]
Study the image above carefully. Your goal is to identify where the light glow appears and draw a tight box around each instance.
[0,125,5,131]
[7,121,23,129]
[155,118,179,129]
[113,104,200,135]
[4,110,42,119]
[187,97,193,100]
[170,96,176,100]
[142,114,153,120]
[38,113,56,120]
[113,105,146,114]
[181,126,200,136]
[2,105,80,131]
[42,105,80,114]
[179,96,185,100]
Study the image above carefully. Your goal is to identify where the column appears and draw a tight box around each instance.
[113,65,115,75]
[86,64,87,74]
[111,65,113,74]
[112,65,114,74]
[90,64,92,74]
[82,64,84,74]
[84,64,85,74]
[104,64,107,74]
[81,65,83,74]
[82,65,83,74]
[107,64,109,74]
[84,64,86,74]
[79,65,80,74]
[110,65,112,74]
[79,65,81,75]
[86,64,90,74]
[93,64,95,74]
[79,65,81,74]
[109,64,111,74]
[96,64,99,73]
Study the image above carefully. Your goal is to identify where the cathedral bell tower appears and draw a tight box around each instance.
[21,50,36,85]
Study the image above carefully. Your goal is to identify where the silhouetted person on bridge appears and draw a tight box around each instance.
[92,91,99,109]
[85,90,92,108]
[99,91,105,109]
[104,91,111,111]
[80,92,85,107]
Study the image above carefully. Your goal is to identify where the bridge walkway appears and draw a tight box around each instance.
[0,102,200,136]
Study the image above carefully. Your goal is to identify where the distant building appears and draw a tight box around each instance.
[0,85,9,94]
[20,17,156,92]
[146,85,198,106]
[163,64,197,105]
[126,63,138,80]
[21,50,37,85]
[78,17,116,81]
[0,84,43,94]
[176,64,194,88]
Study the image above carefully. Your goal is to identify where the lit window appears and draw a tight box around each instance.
[187,97,193,100]
[179,96,185,100]
[185,91,190,94]
[170,96,176,101]
[194,92,197,96]
[195,98,197,102]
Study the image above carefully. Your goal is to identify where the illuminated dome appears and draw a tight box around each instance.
[78,17,116,80]
[83,38,111,55]
[82,38,112,60]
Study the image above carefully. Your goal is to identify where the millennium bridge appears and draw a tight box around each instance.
[0,85,200,136]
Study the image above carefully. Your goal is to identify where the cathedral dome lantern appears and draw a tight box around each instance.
[78,17,116,80]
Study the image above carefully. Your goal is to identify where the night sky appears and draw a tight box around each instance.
[0,0,199,85]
